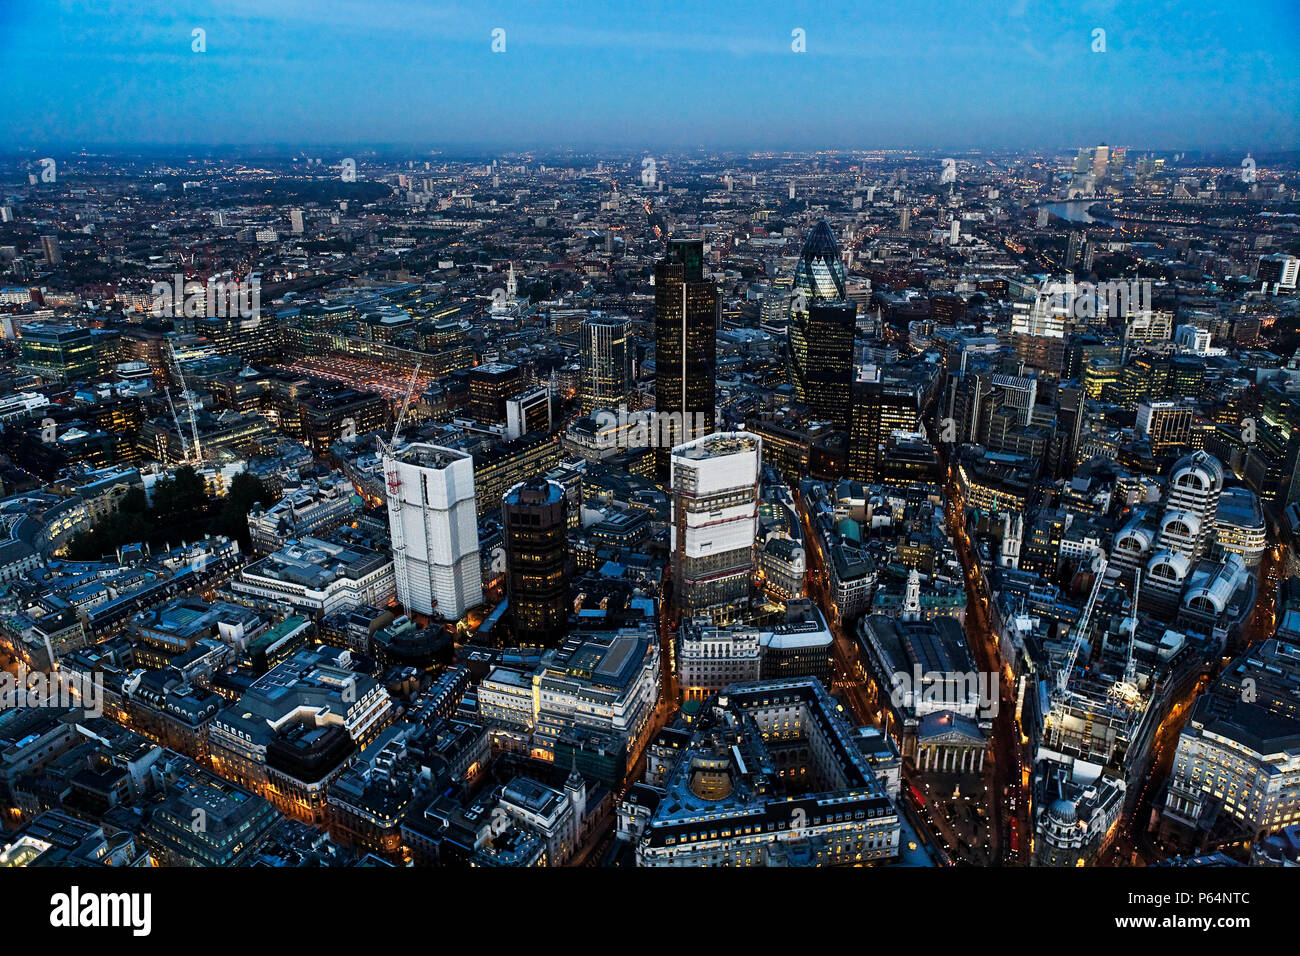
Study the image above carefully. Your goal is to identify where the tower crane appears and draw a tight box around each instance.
[1124,567,1141,687]
[168,341,203,463]
[378,360,421,457]
[1110,567,1143,704]
[162,385,192,463]
[1057,553,1108,697]
[380,361,421,555]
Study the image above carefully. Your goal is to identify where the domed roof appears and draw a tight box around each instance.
[1147,549,1191,581]
[1048,798,1078,825]
[800,219,841,261]
[1171,451,1224,494]
[1115,526,1154,551]
[1160,508,1200,535]
[792,220,847,303]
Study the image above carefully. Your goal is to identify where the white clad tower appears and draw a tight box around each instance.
[384,443,483,620]
[1157,451,1224,562]
[1146,450,1225,617]
[670,431,762,624]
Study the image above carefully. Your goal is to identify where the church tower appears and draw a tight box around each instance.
[1000,512,1023,569]
[902,567,922,621]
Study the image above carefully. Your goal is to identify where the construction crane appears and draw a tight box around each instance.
[379,360,421,456]
[1110,568,1143,704]
[162,385,192,463]
[1124,567,1141,687]
[380,362,421,555]
[1057,553,1108,696]
[168,342,203,463]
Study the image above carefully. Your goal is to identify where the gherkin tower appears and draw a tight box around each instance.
[788,221,853,424]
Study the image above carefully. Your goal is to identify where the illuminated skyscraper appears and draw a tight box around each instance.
[654,239,717,480]
[788,222,854,428]
[580,314,633,416]
[502,477,570,647]
[384,443,483,621]
[17,321,95,384]
[791,220,847,309]
[1157,450,1224,562]
[848,377,924,483]
[790,302,856,429]
[1092,144,1110,180]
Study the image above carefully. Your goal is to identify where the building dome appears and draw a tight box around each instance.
[1170,451,1224,495]
[1147,549,1191,584]
[791,220,847,307]
[1159,509,1200,539]
[1048,798,1078,826]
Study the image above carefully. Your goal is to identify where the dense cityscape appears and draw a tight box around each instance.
[0,141,1295,882]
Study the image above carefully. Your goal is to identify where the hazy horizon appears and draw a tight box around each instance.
[2,0,1297,153]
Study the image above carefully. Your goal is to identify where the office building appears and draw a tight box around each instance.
[654,239,718,479]
[478,625,661,770]
[678,599,834,699]
[384,443,484,620]
[630,678,901,867]
[141,765,283,866]
[1136,401,1193,458]
[1160,638,1300,849]
[671,432,762,623]
[1258,253,1299,293]
[503,477,570,646]
[469,363,522,423]
[230,536,395,618]
[848,378,924,484]
[791,219,848,308]
[246,473,362,555]
[1156,450,1224,563]
[580,314,633,415]
[17,322,95,384]
[790,301,856,429]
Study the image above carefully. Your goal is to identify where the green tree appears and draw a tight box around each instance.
[214,471,270,550]
[152,465,208,526]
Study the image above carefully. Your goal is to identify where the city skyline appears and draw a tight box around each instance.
[3,0,1300,911]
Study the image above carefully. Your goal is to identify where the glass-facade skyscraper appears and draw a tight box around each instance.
[580,314,633,416]
[503,477,570,647]
[654,238,718,481]
[791,220,847,308]
[795,302,856,430]
[789,221,853,425]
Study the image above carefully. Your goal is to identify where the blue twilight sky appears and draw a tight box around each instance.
[1,0,1297,152]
